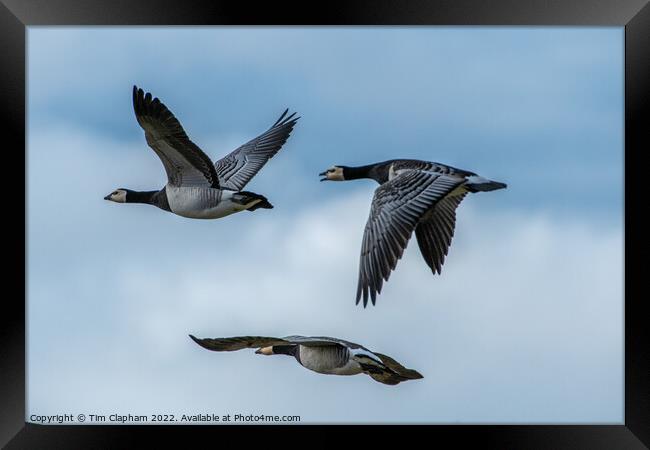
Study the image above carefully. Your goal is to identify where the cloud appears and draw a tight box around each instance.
[27,27,623,143]
[27,27,623,219]
[27,127,622,422]
[26,26,624,423]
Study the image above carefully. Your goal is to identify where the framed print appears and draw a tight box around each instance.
[2,0,648,447]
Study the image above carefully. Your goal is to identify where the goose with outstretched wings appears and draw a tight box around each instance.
[104,86,299,220]
[320,159,506,306]
[189,334,423,386]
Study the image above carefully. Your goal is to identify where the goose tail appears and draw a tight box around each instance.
[236,191,273,211]
[364,352,424,385]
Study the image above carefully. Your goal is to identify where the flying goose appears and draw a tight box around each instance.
[189,334,423,385]
[104,86,299,219]
[320,159,506,306]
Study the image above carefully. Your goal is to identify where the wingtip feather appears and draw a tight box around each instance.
[285,111,297,121]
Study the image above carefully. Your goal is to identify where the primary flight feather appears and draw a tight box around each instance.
[320,159,506,306]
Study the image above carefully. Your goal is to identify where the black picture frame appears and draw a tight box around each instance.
[2,0,647,447]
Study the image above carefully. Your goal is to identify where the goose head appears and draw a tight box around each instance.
[319,166,346,181]
[255,346,274,356]
[104,189,128,203]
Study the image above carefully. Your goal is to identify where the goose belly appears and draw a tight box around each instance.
[298,346,363,376]
[165,186,243,219]
[326,359,364,376]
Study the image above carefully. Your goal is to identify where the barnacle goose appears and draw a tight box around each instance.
[320,159,506,306]
[104,86,299,220]
[189,334,423,385]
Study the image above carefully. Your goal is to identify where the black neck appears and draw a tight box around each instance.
[272,345,298,357]
[344,162,391,183]
[343,164,377,181]
[125,190,159,205]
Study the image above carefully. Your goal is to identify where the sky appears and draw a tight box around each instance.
[27,27,623,424]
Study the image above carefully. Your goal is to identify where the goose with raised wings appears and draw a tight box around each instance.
[104,86,299,219]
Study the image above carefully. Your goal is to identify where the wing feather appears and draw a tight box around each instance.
[188,335,288,352]
[415,193,467,275]
[373,352,424,380]
[133,86,220,188]
[188,334,365,351]
[357,171,465,306]
[214,109,299,191]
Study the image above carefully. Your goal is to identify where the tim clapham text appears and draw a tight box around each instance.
[29,413,301,424]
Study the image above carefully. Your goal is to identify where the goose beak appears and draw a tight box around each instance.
[319,170,328,182]
[104,194,111,200]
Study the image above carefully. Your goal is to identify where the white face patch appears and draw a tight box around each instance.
[325,166,344,181]
[256,346,274,356]
[107,189,127,203]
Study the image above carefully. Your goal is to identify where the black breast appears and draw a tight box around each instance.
[151,189,172,212]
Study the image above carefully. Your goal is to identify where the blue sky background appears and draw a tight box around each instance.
[27,27,623,424]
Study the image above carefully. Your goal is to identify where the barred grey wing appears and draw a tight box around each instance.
[188,335,289,352]
[415,193,467,275]
[214,109,299,191]
[133,86,220,188]
[357,171,464,306]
